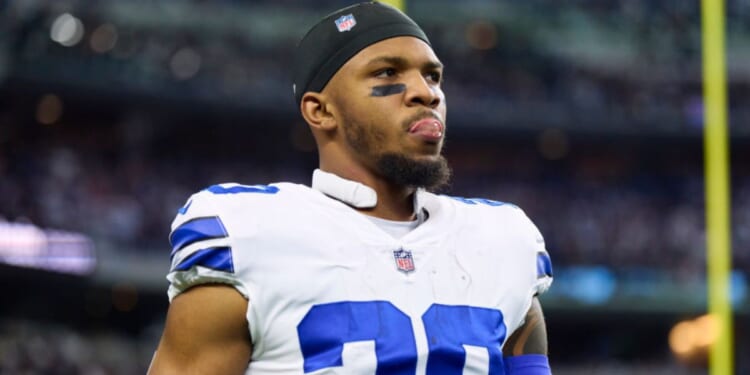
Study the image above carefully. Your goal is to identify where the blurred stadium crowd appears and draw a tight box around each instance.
[1,0,748,270]
[0,319,155,375]
[2,0,749,374]
[2,0,749,133]
[2,126,750,276]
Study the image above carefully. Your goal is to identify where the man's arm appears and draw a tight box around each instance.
[148,284,252,375]
[503,296,548,356]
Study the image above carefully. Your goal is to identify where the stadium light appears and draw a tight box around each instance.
[50,13,85,47]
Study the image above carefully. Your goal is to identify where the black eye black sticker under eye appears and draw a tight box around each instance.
[370,84,406,97]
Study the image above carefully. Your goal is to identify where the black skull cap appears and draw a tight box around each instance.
[292,1,430,105]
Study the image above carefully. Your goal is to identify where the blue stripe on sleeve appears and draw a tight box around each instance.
[170,216,228,257]
[536,252,553,278]
[174,246,234,273]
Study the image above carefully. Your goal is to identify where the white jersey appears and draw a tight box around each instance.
[167,170,553,375]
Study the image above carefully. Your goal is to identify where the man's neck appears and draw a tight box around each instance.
[359,179,415,221]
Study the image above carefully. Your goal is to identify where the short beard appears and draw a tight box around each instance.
[340,113,451,192]
[376,153,452,192]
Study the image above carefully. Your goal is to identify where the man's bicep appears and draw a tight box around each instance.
[148,284,252,375]
[503,297,548,356]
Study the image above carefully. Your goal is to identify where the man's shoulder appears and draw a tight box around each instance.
[426,192,536,232]
[186,181,314,206]
[429,192,522,216]
[171,182,317,224]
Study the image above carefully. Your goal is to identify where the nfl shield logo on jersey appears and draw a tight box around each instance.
[393,249,415,273]
[334,14,357,32]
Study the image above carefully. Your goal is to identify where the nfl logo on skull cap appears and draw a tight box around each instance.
[334,14,357,32]
[393,249,415,273]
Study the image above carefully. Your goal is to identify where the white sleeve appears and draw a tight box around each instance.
[166,189,248,302]
[520,209,553,295]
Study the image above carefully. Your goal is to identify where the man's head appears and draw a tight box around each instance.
[294,2,450,191]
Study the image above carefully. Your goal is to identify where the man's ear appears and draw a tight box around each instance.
[300,92,337,132]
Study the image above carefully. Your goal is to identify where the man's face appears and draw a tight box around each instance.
[325,36,450,190]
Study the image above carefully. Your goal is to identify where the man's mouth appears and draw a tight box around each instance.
[408,117,444,142]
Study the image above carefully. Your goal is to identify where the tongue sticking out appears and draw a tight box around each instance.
[409,119,443,141]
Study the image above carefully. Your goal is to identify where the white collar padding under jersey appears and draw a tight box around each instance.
[311,169,429,224]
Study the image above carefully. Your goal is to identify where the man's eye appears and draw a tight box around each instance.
[375,68,396,78]
[427,71,442,83]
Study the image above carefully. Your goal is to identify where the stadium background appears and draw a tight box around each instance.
[1,0,748,373]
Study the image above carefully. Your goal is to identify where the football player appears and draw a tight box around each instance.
[149,2,553,374]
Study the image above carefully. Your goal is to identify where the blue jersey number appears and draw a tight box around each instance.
[297,301,507,374]
[423,304,506,374]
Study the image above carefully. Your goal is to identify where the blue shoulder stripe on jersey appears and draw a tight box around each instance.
[177,199,193,215]
[170,216,228,257]
[205,184,279,195]
[536,252,553,278]
[446,195,517,208]
[174,246,234,273]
